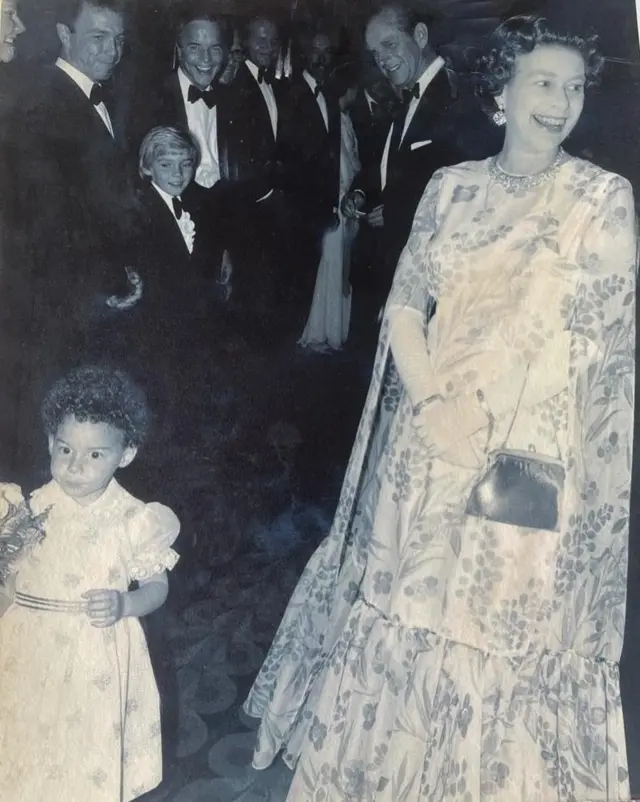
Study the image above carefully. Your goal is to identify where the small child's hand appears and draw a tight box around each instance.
[82,588,124,627]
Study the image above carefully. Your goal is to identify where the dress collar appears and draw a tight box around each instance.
[33,478,121,514]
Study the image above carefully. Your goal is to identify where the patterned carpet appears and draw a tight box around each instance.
[139,553,306,802]
[132,318,375,801]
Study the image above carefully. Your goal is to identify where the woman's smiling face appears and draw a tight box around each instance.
[498,44,586,155]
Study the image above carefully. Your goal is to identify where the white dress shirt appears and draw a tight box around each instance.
[380,56,445,190]
[245,59,278,139]
[56,57,114,137]
[178,68,220,189]
[302,70,328,131]
[152,183,195,254]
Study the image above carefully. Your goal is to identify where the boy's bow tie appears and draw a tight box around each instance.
[172,197,184,219]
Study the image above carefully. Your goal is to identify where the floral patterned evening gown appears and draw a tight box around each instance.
[244,154,637,802]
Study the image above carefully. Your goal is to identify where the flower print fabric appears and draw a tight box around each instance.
[244,156,637,801]
[0,479,180,801]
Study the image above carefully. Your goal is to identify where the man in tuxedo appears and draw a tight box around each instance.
[348,56,400,318]
[229,14,283,179]
[1,0,139,484]
[149,9,230,190]
[279,24,342,314]
[220,15,293,339]
[342,3,473,314]
[144,10,279,309]
[4,0,139,335]
[349,56,400,180]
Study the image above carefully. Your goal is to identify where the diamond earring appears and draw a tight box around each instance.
[492,108,506,127]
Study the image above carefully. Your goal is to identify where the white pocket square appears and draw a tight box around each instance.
[410,139,433,151]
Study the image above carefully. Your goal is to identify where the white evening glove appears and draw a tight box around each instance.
[388,306,439,407]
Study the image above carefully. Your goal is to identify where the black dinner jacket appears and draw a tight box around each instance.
[146,71,233,178]
[2,64,136,322]
[132,179,229,318]
[278,72,342,229]
[146,69,276,206]
[349,87,396,178]
[352,65,466,266]
[223,60,288,191]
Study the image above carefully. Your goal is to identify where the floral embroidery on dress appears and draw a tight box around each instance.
[243,158,636,802]
[0,479,180,802]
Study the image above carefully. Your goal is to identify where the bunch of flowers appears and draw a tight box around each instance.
[0,484,49,584]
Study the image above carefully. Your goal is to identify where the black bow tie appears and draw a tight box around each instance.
[90,82,106,106]
[258,66,274,85]
[187,83,217,108]
[172,197,184,220]
[402,84,420,105]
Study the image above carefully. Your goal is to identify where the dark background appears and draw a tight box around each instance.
[7,0,640,795]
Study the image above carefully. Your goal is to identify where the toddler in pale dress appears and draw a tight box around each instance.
[0,365,180,802]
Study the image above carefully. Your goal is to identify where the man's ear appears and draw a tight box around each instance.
[412,22,429,50]
[56,23,71,51]
[119,445,138,469]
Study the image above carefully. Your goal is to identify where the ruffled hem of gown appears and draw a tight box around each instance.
[244,593,629,802]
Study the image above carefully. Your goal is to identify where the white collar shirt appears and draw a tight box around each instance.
[380,56,445,190]
[400,55,444,142]
[178,68,220,189]
[152,183,195,254]
[56,57,114,137]
[302,69,328,132]
[245,59,278,139]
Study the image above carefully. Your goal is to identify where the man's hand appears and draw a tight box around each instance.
[341,190,365,220]
[106,267,143,310]
[366,204,384,228]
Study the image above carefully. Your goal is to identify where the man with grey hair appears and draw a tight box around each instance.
[342,3,469,314]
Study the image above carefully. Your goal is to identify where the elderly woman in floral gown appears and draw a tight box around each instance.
[244,16,637,802]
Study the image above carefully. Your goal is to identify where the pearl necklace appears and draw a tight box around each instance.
[488,150,566,193]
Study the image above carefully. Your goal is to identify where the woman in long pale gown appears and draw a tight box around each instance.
[244,16,637,802]
[298,76,361,351]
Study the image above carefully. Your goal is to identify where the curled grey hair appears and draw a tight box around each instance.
[476,15,604,103]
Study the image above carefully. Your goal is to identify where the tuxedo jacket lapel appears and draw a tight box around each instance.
[235,63,276,146]
[399,68,452,153]
[166,72,189,129]
[52,68,121,149]
[304,81,329,140]
[149,186,193,258]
